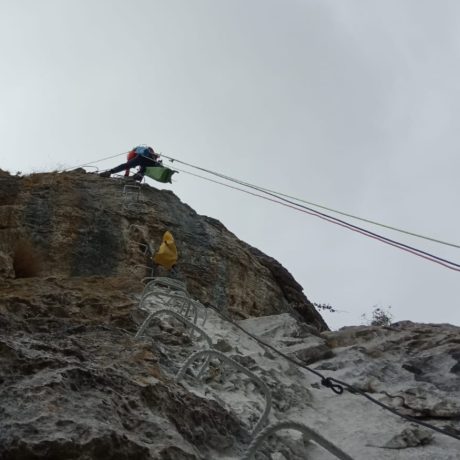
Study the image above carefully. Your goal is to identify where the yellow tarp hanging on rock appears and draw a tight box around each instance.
[153,231,178,270]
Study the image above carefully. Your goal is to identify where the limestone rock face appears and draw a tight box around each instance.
[1,170,459,459]
[236,316,460,459]
[0,278,246,459]
[320,321,460,421]
[0,250,14,278]
[0,170,326,331]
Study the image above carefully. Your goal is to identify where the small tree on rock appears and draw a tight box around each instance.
[362,305,393,327]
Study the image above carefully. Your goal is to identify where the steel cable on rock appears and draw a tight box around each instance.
[205,303,460,443]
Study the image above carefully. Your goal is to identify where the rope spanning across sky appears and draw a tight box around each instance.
[169,165,460,272]
[158,154,460,272]
[62,151,128,172]
[160,154,460,248]
[63,150,460,272]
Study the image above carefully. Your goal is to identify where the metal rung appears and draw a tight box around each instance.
[122,185,140,202]
[142,277,187,295]
[135,308,213,377]
[175,349,272,436]
[241,420,354,460]
[127,239,150,255]
[135,308,212,348]
[130,264,154,277]
[127,224,145,232]
[140,292,192,320]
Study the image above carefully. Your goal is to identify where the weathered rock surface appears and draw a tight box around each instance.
[0,277,247,459]
[1,170,459,459]
[0,170,326,331]
[238,316,460,459]
[319,321,460,427]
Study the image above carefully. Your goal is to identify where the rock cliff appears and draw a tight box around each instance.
[0,170,459,459]
[0,169,326,330]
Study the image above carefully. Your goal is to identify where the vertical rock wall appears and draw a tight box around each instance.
[0,169,327,331]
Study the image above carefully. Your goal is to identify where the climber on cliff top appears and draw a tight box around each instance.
[99,145,162,181]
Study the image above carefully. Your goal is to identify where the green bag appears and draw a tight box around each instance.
[144,166,177,183]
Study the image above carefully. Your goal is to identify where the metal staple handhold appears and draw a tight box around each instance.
[141,277,188,297]
[176,293,197,325]
[241,420,355,460]
[127,239,150,256]
[191,299,208,328]
[141,288,190,304]
[140,290,207,338]
[178,299,208,339]
[122,184,140,202]
[126,224,152,256]
[135,308,213,346]
[130,264,155,278]
[140,291,193,320]
[175,349,272,436]
[135,308,213,376]
[127,224,145,233]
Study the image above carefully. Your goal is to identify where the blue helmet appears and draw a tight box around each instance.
[134,145,157,158]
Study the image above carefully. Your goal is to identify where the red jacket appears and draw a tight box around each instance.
[124,149,138,176]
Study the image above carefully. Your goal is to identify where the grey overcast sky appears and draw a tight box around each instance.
[1,0,459,329]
